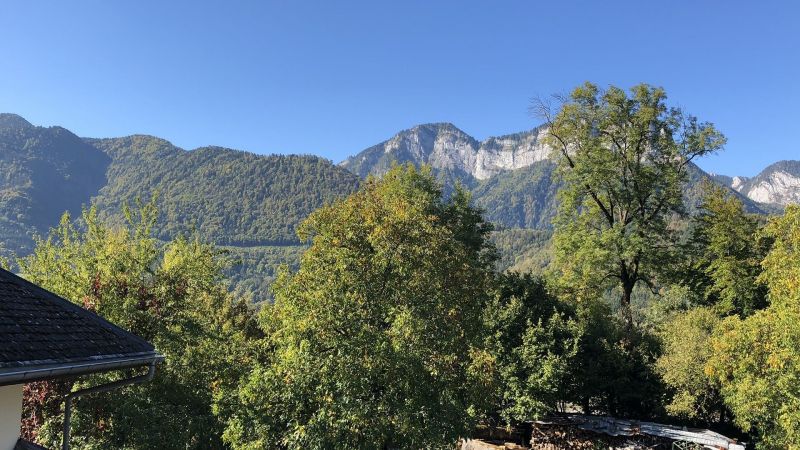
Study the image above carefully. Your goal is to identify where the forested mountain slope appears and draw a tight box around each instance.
[88,135,360,246]
[0,113,789,300]
[0,115,360,299]
[0,114,110,254]
[472,160,559,230]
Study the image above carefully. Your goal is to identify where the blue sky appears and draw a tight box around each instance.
[0,1,797,176]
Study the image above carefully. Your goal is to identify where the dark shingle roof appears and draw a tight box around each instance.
[15,439,50,450]
[0,268,156,371]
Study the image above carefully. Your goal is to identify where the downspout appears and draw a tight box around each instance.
[62,360,158,450]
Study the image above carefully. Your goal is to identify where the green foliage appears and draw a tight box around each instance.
[490,228,552,273]
[758,205,800,308]
[654,184,769,430]
[707,205,800,449]
[219,244,305,302]
[485,274,664,423]
[484,273,578,423]
[681,182,769,316]
[89,136,360,246]
[223,165,497,449]
[545,82,726,323]
[566,300,665,418]
[17,201,258,449]
[709,307,800,449]
[656,307,726,422]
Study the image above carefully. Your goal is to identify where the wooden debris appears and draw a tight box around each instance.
[531,415,745,450]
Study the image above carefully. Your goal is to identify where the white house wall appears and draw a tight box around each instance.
[0,384,22,450]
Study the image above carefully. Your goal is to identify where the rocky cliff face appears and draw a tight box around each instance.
[474,128,550,179]
[340,123,550,181]
[730,176,749,192]
[727,161,800,207]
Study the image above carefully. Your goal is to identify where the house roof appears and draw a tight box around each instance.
[15,438,50,450]
[0,268,160,385]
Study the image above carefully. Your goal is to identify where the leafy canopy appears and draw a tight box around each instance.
[656,306,725,422]
[681,182,769,316]
[483,273,578,424]
[708,206,800,449]
[542,82,726,323]
[18,201,257,450]
[224,165,498,449]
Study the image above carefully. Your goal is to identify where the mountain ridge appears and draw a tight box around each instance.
[340,122,778,214]
[0,118,360,299]
[0,113,795,299]
[339,122,550,183]
[729,160,800,206]
[86,135,360,246]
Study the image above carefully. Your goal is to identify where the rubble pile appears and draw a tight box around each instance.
[530,415,745,450]
[463,415,745,450]
[529,424,674,449]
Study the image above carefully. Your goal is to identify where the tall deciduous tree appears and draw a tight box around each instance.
[539,82,726,325]
[483,273,579,423]
[223,165,498,449]
[682,181,769,316]
[18,201,257,449]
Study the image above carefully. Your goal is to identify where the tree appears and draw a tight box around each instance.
[682,181,769,316]
[223,165,498,449]
[757,205,800,309]
[483,273,579,424]
[709,307,800,449]
[539,82,726,325]
[18,201,258,449]
[485,274,664,423]
[566,299,664,418]
[708,206,800,449]
[655,184,768,429]
[656,307,726,423]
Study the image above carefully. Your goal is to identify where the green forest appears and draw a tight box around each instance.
[12,83,800,449]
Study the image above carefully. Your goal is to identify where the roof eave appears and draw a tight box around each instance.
[0,352,164,386]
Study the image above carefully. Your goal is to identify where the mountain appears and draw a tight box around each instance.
[340,123,550,185]
[472,160,559,230]
[0,116,359,299]
[87,135,359,246]
[341,122,768,232]
[727,160,800,207]
[0,114,793,300]
[0,114,110,254]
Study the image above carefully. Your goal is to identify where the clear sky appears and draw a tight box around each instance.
[0,1,797,176]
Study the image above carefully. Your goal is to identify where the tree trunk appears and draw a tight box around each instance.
[620,282,634,328]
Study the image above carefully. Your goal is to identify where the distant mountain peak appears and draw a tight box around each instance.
[409,122,462,131]
[0,113,33,130]
[730,160,800,206]
[340,123,549,181]
[731,175,749,191]
[390,123,477,146]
